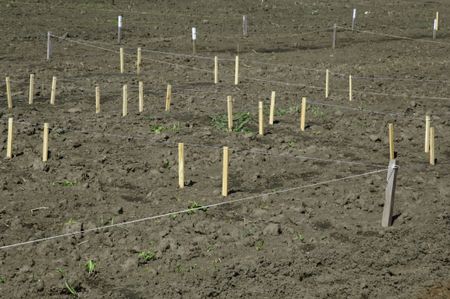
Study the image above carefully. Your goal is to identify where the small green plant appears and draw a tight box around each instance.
[150,122,181,134]
[0,276,5,284]
[175,264,183,273]
[138,250,156,263]
[275,105,299,116]
[162,159,170,169]
[206,244,215,253]
[53,180,76,187]
[294,233,305,242]
[65,218,77,225]
[86,260,96,274]
[211,112,252,133]
[170,214,177,220]
[309,105,325,118]
[64,280,77,296]
[187,201,207,214]
[150,125,164,134]
[255,240,264,251]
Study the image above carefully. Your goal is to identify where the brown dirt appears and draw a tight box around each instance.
[0,0,449,298]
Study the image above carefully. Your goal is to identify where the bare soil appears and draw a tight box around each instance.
[0,0,449,298]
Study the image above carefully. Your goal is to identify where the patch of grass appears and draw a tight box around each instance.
[309,105,325,119]
[86,260,96,274]
[150,122,181,134]
[211,112,252,133]
[138,250,156,263]
[255,240,264,251]
[275,105,299,116]
[187,201,208,214]
[53,180,76,187]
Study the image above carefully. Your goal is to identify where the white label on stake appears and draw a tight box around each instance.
[118,15,123,28]
[353,8,356,20]
[192,27,197,40]
[433,18,438,30]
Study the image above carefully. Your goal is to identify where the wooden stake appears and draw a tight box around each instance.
[214,56,218,84]
[95,85,100,114]
[6,117,13,159]
[50,76,56,105]
[259,100,264,136]
[222,146,229,197]
[42,123,49,162]
[122,84,128,117]
[227,96,233,132]
[424,115,430,153]
[269,91,276,125]
[300,97,306,131]
[165,84,172,111]
[430,127,435,165]
[29,74,34,105]
[136,47,142,75]
[433,18,437,40]
[325,69,329,98]
[47,31,52,60]
[139,81,144,113]
[5,77,12,110]
[192,27,197,54]
[349,75,352,101]
[382,159,398,227]
[436,12,439,31]
[332,24,337,49]
[118,15,122,44]
[120,47,124,73]
[389,123,395,160]
[178,143,185,189]
[234,55,239,85]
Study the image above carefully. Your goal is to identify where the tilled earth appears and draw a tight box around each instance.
[0,0,449,298]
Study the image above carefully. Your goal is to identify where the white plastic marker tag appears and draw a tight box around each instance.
[118,15,123,28]
[433,18,438,31]
[192,27,197,41]
[353,8,356,20]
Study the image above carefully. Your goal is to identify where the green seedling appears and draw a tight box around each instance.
[175,264,183,273]
[187,201,207,214]
[309,105,325,118]
[86,260,96,274]
[150,122,181,134]
[53,180,76,187]
[138,250,156,263]
[162,159,170,169]
[64,280,77,297]
[255,240,264,251]
[150,125,164,134]
[294,233,305,242]
[0,276,5,284]
[275,105,299,116]
[211,112,252,133]
[206,244,215,253]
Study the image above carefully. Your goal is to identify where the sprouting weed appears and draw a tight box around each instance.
[86,260,96,274]
[138,250,156,263]
[255,240,264,251]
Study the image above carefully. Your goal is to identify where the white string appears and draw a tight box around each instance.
[337,25,450,46]
[0,168,388,250]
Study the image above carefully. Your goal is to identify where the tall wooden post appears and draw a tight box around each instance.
[382,159,398,227]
